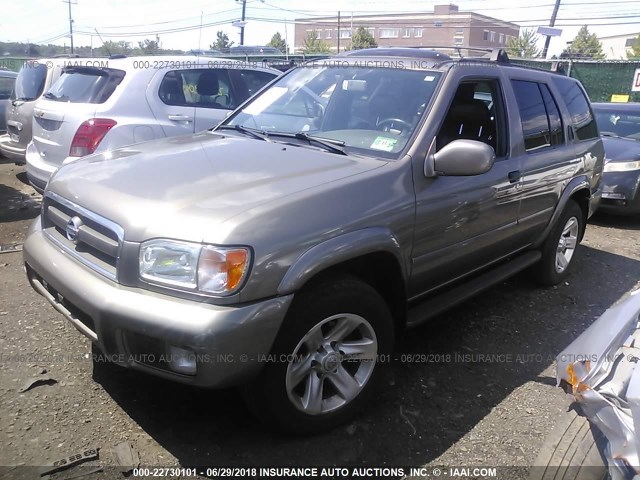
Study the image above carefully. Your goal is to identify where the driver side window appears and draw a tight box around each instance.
[436,80,505,156]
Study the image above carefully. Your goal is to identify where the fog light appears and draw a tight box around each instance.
[166,345,197,375]
[602,192,626,200]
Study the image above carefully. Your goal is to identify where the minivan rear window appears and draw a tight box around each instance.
[12,62,47,101]
[44,67,125,104]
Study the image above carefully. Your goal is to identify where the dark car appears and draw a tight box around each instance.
[0,69,18,135]
[592,102,640,215]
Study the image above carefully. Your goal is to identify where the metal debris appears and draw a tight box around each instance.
[0,243,23,254]
[39,448,99,477]
[59,466,103,480]
[19,376,58,393]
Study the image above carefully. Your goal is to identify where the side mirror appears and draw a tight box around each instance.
[431,139,496,176]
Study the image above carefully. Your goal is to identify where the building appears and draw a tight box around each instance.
[598,32,640,60]
[294,4,520,54]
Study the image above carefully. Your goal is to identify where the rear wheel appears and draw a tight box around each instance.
[533,200,584,286]
[243,275,394,434]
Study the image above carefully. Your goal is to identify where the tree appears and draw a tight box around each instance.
[302,30,331,54]
[25,43,40,56]
[267,32,287,53]
[98,40,133,56]
[211,31,234,51]
[627,34,640,60]
[506,29,540,58]
[346,26,377,51]
[561,26,604,59]
[138,38,160,54]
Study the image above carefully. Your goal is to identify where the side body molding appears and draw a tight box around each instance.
[277,227,407,295]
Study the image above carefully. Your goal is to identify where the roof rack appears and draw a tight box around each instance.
[396,45,510,62]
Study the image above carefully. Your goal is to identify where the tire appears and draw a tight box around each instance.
[532,200,584,286]
[529,408,608,480]
[243,275,395,434]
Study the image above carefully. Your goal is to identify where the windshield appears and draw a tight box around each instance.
[594,107,640,141]
[12,62,47,101]
[224,64,442,158]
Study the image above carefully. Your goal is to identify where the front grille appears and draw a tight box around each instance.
[42,191,124,281]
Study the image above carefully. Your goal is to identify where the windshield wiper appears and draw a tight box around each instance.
[268,131,347,155]
[216,124,271,142]
[12,97,35,104]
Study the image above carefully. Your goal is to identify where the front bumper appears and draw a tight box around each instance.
[24,218,293,388]
[598,170,640,215]
[0,134,26,163]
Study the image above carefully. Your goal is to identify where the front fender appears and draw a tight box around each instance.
[277,227,407,295]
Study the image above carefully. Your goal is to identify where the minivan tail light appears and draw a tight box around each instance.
[69,118,116,157]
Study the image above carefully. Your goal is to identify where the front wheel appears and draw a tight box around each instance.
[243,275,395,434]
[532,200,584,286]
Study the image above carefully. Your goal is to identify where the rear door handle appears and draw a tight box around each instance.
[508,170,521,183]
[168,114,192,122]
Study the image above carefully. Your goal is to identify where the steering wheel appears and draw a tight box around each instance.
[377,118,412,134]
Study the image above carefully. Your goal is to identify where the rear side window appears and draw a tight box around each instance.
[540,84,564,146]
[44,67,125,104]
[159,69,237,109]
[13,62,47,101]
[0,75,15,100]
[237,70,276,97]
[551,77,598,141]
[511,80,564,152]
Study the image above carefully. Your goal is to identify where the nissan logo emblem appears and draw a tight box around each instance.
[65,216,83,243]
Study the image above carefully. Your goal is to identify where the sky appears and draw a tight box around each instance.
[1,0,639,58]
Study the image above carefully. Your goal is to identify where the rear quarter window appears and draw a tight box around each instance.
[551,77,598,141]
[13,62,47,100]
[45,67,125,104]
[0,76,15,100]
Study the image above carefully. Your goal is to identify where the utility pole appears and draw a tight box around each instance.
[63,0,76,54]
[541,0,561,59]
[240,0,247,46]
[337,11,341,52]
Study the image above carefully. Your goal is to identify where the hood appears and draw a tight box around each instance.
[47,131,386,243]
[602,135,640,163]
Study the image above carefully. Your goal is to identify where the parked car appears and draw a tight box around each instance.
[0,58,88,163]
[532,290,640,480]
[23,48,604,433]
[0,69,17,136]
[228,45,283,55]
[592,102,640,215]
[25,55,279,192]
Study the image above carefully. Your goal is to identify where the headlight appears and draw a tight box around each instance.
[139,239,251,295]
[604,160,640,172]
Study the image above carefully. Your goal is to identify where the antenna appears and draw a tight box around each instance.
[94,28,111,56]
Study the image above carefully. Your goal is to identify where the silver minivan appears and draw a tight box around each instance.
[0,58,78,163]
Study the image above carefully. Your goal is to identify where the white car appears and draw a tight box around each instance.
[25,55,279,191]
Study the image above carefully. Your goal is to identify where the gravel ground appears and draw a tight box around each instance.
[1,158,639,480]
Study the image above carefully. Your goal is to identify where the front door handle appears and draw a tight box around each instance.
[508,170,521,183]
[168,114,192,122]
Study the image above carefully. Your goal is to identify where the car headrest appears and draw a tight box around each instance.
[197,71,219,96]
